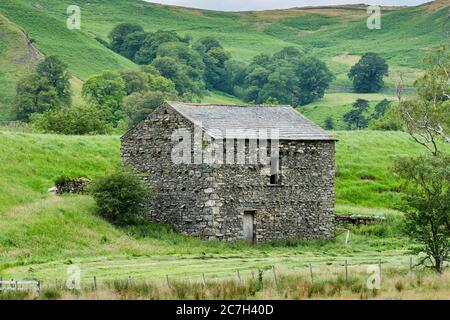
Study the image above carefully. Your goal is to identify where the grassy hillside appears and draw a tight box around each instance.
[0,0,448,119]
[0,14,42,120]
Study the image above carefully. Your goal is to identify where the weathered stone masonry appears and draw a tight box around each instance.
[121,102,336,242]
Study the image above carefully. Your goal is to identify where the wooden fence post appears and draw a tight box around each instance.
[128,276,133,287]
[345,260,349,282]
[201,273,206,287]
[409,257,413,272]
[93,276,97,291]
[166,275,171,289]
[272,265,278,286]
[236,270,242,285]
[378,259,382,283]
[309,264,314,283]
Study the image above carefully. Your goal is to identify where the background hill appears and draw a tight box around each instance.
[0,0,449,120]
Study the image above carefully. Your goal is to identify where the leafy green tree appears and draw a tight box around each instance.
[13,74,59,121]
[223,60,247,94]
[134,30,183,65]
[324,116,334,130]
[348,52,389,93]
[151,56,203,98]
[108,23,144,57]
[122,31,147,60]
[398,46,450,155]
[90,172,150,225]
[371,99,391,120]
[295,57,334,105]
[394,155,450,273]
[242,48,333,106]
[343,99,370,130]
[82,70,126,124]
[123,91,172,128]
[31,104,111,135]
[36,56,71,106]
[148,75,177,94]
[120,70,148,95]
[193,37,230,90]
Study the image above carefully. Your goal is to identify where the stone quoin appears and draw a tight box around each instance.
[121,101,337,243]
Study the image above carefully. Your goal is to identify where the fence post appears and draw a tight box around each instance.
[93,276,97,291]
[378,259,382,283]
[36,281,41,297]
[128,276,133,287]
[0,276,2,290]
[272,265,278,286]
[309,264,314,283]
[201,273,206,287]
[409,257,413,272]
[166,275,171,289]
[345,260,349,282]
[236,270,242,285]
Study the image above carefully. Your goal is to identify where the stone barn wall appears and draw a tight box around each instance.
[121,103,217,238]
[121,103,335,242]
[209,140,335,242]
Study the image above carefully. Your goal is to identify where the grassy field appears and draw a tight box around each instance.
[0,0,448,119]
[1,129,445,283]
[3,268,449,300]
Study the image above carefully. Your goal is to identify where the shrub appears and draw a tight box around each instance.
[90,172,150,225]
[31,104,111,135]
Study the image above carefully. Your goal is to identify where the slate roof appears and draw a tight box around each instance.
[167,101,336,141]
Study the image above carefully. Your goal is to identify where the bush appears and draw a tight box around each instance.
[31,104,112,135]
[90,172,150,225]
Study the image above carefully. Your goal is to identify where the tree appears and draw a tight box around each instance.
[324,116,334,130]
[398,46,450,156]
[123,91,171,128]
[241,48,333,106]
[108,23,144,57]
[348,52,389,93]
[13,74,59,121]
[371,99,391,120]
[343,99,370,130]
[36,56,71,106]
[295,57,334,105]
[82,70,126,125]
[122,31,147,61]
[134,30,183,65]
[120,70,148,95]
[151,56,204,98]
[394,155,450,273]
[193,37,231,91]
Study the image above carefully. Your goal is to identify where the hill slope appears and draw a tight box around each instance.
[0,0,448,119]
[0,14,42,120]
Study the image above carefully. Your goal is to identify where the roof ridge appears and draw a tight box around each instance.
[167,101,291,108]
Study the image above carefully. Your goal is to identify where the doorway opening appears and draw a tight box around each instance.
[243,211,256,243]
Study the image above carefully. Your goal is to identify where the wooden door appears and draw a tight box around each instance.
[243,211,255,243]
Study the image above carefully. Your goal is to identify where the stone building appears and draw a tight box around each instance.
[121,101,336,243]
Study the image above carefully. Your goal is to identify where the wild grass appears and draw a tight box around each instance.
[2,268,449,300]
